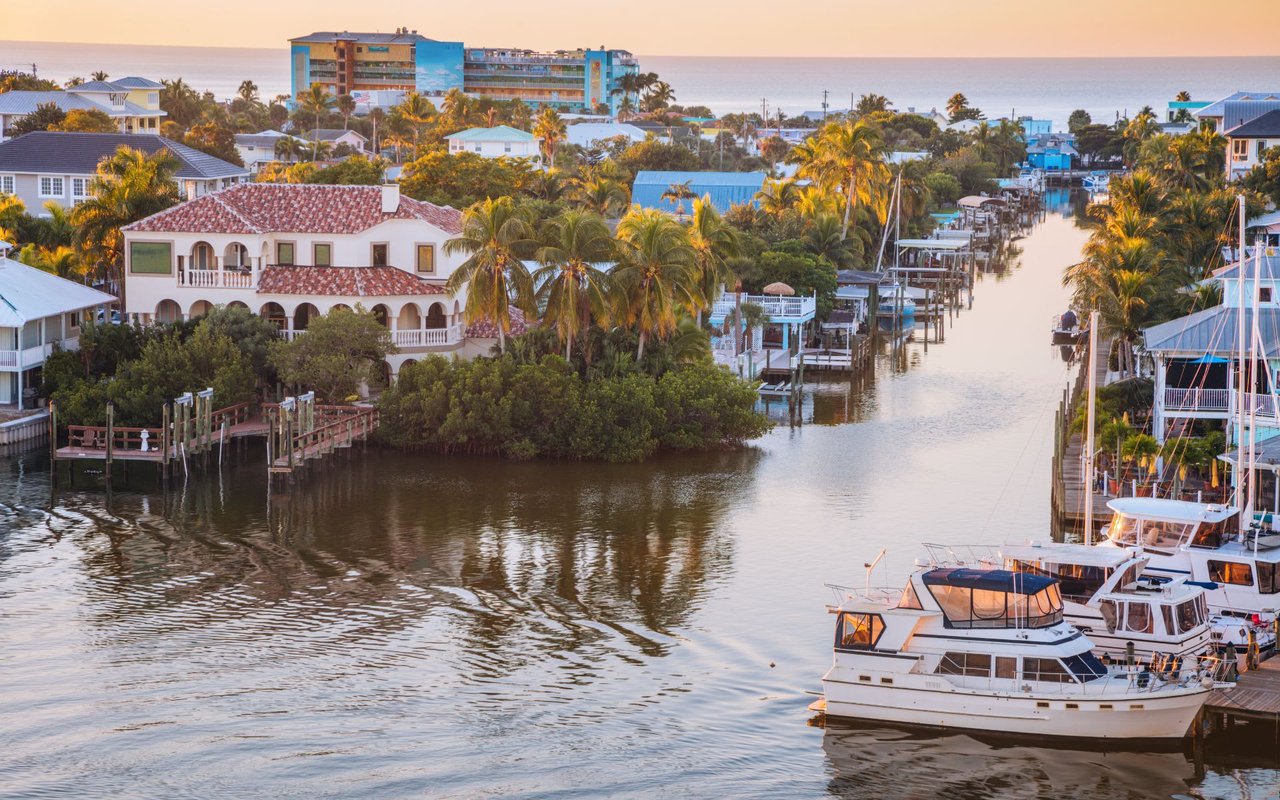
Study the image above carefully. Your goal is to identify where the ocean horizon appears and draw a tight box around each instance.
[3,40,1277,128]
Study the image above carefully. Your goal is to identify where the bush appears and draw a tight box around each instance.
[377,354,770,462]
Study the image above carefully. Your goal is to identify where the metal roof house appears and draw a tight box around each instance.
[0,241,115,409]
[444,126,539,161]
[0,77,166,142]
[0,132,249,214]
[1193,92,1280,132]
[631,171,767,214]
[1225,109,1280,179]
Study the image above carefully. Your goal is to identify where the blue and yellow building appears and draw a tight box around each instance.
[290,30,637,114]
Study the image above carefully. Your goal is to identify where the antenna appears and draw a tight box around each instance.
[864,549,886,594]
[821,89,829,122]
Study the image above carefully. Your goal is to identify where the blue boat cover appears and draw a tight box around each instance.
[921,568,1056,595]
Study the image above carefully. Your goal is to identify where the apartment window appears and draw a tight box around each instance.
[314,243,332,267]
[0,174,13,195]
[504,143,512,153]
[416,244,435,274]
[71,178,89,202]
[39,176,64,197]
[1232,139,1249,160]
[1209,560,1254,586]
[371,243,388,267]
[1259,141,1269,161]
[277,241,295,265]
[128,241,173,274]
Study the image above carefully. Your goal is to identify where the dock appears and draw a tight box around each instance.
[1051,336,1113,528]
[1206,657,1280,724]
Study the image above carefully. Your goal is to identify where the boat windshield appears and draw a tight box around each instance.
[923,569,1064,629]
[1189,515,1238,549]
[1010,559,1109,603]
[1106,514,1194,553]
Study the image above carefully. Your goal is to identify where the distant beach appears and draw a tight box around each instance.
[3,40,1277,127]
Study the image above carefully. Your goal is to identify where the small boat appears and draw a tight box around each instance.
[1051,309,1082,344]
[814,566,1222,739]
[1082,171,1111,192]
[875,293,915,333]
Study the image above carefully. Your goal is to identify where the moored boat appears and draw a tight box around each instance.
[814,566,1223,739]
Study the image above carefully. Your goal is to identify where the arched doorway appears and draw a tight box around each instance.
[155,299,182,323]
[260,302,286,330]
[188,299,213,319]
[425,302,447,329]
[190,241,215,270]
[371,303,390,328]
[223,242,249,270]
[397,303,421,331]
[294,303,319,331]
[228,300,249,311]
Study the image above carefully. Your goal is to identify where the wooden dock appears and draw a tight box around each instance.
[1206,657,1280,723]
[265,403,378,478]
[1051,337,1113,528]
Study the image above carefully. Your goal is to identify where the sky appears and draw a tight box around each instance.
[5,0,1280,58]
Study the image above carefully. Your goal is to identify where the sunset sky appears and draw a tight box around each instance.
[6,0,1278,57]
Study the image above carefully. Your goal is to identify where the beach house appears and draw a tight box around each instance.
[1224,109,1280,180]
[121,183,475,377]
[0,240,115,410]
[0,77,166,142]
[444,126,539,161]
[0,132,249,213]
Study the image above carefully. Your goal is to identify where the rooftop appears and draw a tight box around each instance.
[290,30,441,44]
[444,125,535,143]
[0,254,116,327]
[466,308,529,339]
[304,128,369,142]
[1195,91,1280,120]
[123,183,462,236]
[1227,109,1280,138]
[1104,497,1236,524]
[1142,305,1280,355]
[0,132,247,179]
[257,266,446,297]
[631,171,768,213]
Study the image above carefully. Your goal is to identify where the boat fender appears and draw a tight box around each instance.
[1201,676,1214,689]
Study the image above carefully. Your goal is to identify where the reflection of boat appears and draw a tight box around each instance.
[814,566,1218,738]
[875,291,915,332]
[926,543,1215,660]
[1099,498,1280,649]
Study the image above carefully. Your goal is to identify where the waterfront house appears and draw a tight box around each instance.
[1224,109,1280,180]
[1193,92,1280,133]
[444,126,539,161]
[302,128,369,153]
[0,132,249,214]
[0,240,115,409]
[234,130,300,171]
[1025,133,1078,172]
[120,183,468,377]
[0,77,166,142]
[1144,253,1280,444]
[1249,211,1280,247]
[631,171,767,214]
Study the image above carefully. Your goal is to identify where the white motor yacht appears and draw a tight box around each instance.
[925,542,1214,661]
[1099,498,1279,649]
[813,566,1221,739]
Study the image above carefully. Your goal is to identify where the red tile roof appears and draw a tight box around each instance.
[123,183,462,235]
[465,307,529,338]
[257,266,447,297]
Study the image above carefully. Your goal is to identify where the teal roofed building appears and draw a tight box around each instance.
[631,171,767,214]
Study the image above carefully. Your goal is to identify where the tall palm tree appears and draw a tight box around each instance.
[238,80,259,104]
[534,210,616,359]
[573,176,629,217]
[19,244,83,281]
[804,213,861,266]
[659,180,697,217]
[71,146,181,303]
[368,107,385,156]
[532,107,567,170]
[336,94,357,130]
[441,88,470,127]
[795,119,889,239]
[612,208,698,358]
[91,70,109,82]
[395,92,436,153]
[686,197,741,324]
[298,84,335,161]
[444,197,537,353]
[754,178,800,218]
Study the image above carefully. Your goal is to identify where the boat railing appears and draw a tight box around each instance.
[929,657,1222,697]
[921,543,1002,569]
[825,583,902,609]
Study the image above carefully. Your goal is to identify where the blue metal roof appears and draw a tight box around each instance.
[631,171,766,213]
[922,568,1056,595]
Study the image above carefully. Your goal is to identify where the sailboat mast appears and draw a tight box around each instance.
[1084,309,1100,545]
[1235,195,1247,534]
[1248,238,1262,522]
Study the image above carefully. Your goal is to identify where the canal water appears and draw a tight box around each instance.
[2,192,1277,798]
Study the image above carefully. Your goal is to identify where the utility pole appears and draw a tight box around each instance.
[821,90,829,122]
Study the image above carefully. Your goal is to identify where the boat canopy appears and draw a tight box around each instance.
[922,568,1055,594]
[958,196,1005,208]
[1105,497,1237,525]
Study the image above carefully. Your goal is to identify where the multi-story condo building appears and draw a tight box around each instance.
[289,30,638,114]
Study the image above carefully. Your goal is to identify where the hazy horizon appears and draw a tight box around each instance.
[6,0,1279,58]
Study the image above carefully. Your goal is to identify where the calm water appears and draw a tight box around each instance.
[3,40,1278,127]
[2,194,1278,798]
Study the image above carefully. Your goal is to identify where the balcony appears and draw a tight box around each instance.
[178,269,256,289]
[1163,387,1231,413]
[708,294,817,325]
[393,323,464,348]
[0,350,15,368]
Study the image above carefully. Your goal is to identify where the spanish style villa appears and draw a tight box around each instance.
[1144,252,1280,445]
[444,126,539,160]
[0,132,249,213]
[0,240,115,409]
[120,183,485,376]
[0,77,166,142]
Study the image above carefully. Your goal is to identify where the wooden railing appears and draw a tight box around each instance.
[211,401,252,430]
[66,424,162,453]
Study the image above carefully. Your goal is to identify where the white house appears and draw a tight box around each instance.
[565,122,647,148]
[234,130,300,171]
[1224,109,1280,180]
[0,77,166,142]
[445,126,539,160]
[121,183,478,377]
[0,131,249,214]
[0,240,115,409]
[303,128,369,153]
[1193,92,1280,133]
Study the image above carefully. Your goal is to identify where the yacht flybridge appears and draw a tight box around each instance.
[1100,498,1280,632]
[925,542,1214,660]
[813,566,1221,739]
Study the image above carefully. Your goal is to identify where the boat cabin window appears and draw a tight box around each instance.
[1161,605,1176,636]
[1010,560,1108,602]
[1100,599,1118,633]
[898,582,923,609]
[936,652,991,677]
[925,571,1064,629]
[1022,657,1075,683]
[1174,596,1208,632]
[1123,601,1153,634]
[1259,563,1278,594]
[1208,560,1254,586]
[1190,515,1238,550]
[837,612,885,650]
[1061,652,1108,682]
[995,656,1017,679]
[1107,515,1194,554]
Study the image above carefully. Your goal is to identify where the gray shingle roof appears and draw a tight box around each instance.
[1228,109,1280,138]
[0,132,248,180]
[1144,306,1280,355]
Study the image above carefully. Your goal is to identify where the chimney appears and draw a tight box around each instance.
[381,183,400,213]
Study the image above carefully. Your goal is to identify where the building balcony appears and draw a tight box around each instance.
[178,268,257,290]
[707,294,817,325]
[1162,387,1280,420]
[392,323,464,349]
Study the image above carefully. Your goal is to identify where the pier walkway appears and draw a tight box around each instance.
[1206,656,1280,723]
[1052,336,1113,528]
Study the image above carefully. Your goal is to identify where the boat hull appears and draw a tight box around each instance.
[821,670,1207,739]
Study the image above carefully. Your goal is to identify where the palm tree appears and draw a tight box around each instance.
[612,208,698,358]
[659,181,697,218]
[91,70,109,82]
[71,146,181,303]
[441,88,470,127]
[336,94,357,130]
[794,119,889,239]
[19,244,83,281]
[368,107,385,156]
[532,107,567,170]
[298,84,335,161]
[573,176,629,217]
[238,80,259,105]
[738,301,771,354]
[642,80,675,113]
[686,197,742,324]
[395,92,436,152]
[754,178,800,218]
[616,96,635,122]
[443,197,537,353]
[804,213,861,266]
[534,210,616,359]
